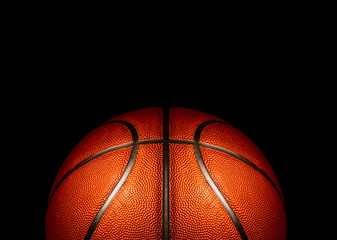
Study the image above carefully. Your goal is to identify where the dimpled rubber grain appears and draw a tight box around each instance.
[91,144,162,239]
[170,144,241,239]
[112,107,163,140]
[199,123,283,200]
[48,123,133,200]
[46,107,286,239]
[46,148,132,239]
[201,147,287,239]
[169,107,223,140]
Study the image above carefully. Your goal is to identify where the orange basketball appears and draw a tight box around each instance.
[46,107,286,239]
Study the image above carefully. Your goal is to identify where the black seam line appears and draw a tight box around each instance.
[48,139,192,203]
[48,142,134,203]
[193,120,248,240]
[162,107,170,240]
[49,137,283,205]
[84,143,139,240]
[198,142,284,204]
[49,138,283,207]
[139,139,194,144]
[164,138,283,204]
[193,143,248,240]
[105,120,139,142]
[193,120,284,205]
[48,120,139,204]
[84,120,139,239]
[193,120,227,142]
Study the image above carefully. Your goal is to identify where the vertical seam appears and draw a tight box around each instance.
[162,107,170,240]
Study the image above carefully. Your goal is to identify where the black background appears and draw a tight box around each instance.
[11,8,325,239]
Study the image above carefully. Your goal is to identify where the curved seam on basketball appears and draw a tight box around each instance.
[105,120,139,142]
[198,142,284,204]
[49,135,282,203]
[48,142,134,203]
[49,137,283,206]
[193,121,248,240]
[48,140,188,204]
[84,143,139,240]
[48,121,139,204]
[84,120,140,239]
[193,121,284,205]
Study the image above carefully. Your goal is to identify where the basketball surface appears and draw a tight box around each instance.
[46,107,286,239]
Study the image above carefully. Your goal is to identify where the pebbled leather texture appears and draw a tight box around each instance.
[46,107,286,239]
[91,144,163,239]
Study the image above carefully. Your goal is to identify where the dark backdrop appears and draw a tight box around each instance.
[15,11,316,238]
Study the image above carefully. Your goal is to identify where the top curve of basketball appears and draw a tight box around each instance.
[46,107,286,240]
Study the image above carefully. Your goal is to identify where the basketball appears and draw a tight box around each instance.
[46,107,286,239]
